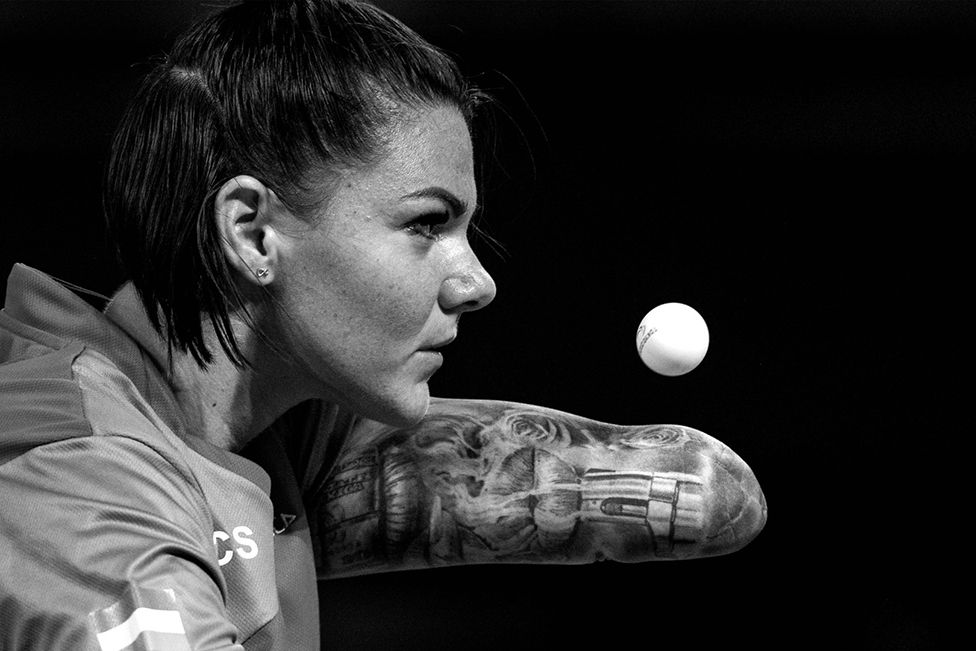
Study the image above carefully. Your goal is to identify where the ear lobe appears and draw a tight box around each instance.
[214,175,276,285]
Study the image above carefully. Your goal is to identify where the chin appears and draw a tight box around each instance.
[365,384,432,429]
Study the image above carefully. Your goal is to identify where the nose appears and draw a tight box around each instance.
[439,254,497,315]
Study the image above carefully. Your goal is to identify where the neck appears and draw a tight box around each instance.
[170,325,314,452]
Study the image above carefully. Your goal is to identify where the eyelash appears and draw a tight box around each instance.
[405,212,451,240]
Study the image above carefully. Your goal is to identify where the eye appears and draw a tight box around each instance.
[405,212,451,240]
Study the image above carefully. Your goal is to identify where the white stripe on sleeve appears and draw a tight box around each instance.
[95,607,187,651]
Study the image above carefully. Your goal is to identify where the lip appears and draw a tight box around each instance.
[417,348,445,380]
[421,333,457,352]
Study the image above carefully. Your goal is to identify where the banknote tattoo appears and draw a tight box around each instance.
[308,400,766,579]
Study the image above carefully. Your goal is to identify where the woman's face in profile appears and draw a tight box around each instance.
[276,104,496,426]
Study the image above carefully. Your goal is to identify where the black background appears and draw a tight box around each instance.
[2,1,966,648]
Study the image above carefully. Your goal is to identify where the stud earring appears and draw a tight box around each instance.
[255,268,269,278]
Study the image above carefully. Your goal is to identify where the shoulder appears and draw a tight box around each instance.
[1,342,197,480]
[0,341,92,463]
[0,342,220,538]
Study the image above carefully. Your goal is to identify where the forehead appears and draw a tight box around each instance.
[353,104,476,208]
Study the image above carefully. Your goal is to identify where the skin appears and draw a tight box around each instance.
[174,103,496,451]
[309,399,768,577]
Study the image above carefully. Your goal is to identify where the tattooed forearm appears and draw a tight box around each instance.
[309,399,766,579]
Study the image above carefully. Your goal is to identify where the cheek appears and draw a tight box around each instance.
[361,268,437,342]
[312,250,436,350]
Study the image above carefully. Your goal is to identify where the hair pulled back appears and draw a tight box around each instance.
[104,0,483,368]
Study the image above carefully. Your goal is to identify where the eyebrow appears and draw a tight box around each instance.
[400,186,472,217]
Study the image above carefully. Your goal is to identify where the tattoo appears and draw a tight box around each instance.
[309,401,766,579]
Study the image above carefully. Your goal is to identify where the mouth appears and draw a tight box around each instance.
[416,337,450,380]
[421,333,457,352]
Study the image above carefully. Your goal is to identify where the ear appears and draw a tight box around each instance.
[214,175,281,286]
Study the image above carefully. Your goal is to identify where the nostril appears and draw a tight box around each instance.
[441,270,496,314]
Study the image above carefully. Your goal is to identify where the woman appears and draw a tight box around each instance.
[0,1,765,649]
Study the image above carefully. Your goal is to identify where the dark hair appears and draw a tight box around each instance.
[104,0,485,368]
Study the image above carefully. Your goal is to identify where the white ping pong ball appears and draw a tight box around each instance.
[636,303,709,376]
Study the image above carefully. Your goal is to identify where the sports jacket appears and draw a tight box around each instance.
[1,264,350,649]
